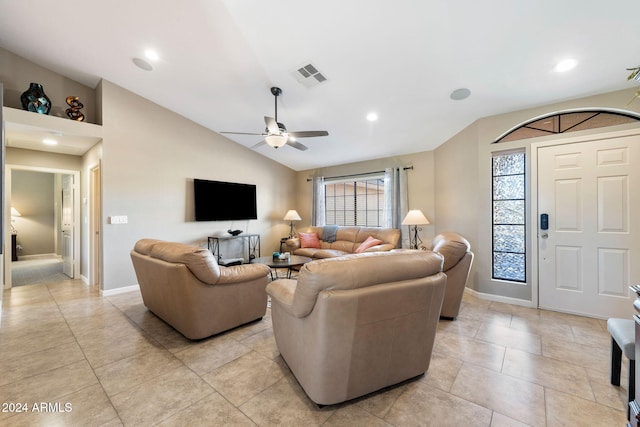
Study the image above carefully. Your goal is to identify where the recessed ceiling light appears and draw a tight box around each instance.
[132,57,153,71]
[450,88,471,101]
[144,49,159,62]
[553,58,578,73]
[43,139,58,146]
[366,112,378,122]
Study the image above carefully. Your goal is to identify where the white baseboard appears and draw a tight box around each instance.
[101,284,140,297]
[465,287,535,308]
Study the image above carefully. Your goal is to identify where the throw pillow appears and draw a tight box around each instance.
[355,236,383,253]
[322,224,339,243]
[299,232,321,248]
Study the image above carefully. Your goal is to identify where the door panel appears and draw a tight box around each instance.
[598,176,627,232]
[61,174,74,278]
[555,179,581,231]
[538,135,639,318]
[555,246,581,291]
[598,248,628,296]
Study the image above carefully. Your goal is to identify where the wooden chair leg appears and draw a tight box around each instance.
[612,336,622,386]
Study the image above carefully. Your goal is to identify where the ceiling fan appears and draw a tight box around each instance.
[221,87,328,150]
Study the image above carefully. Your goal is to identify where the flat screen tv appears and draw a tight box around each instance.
[194,179,257,221]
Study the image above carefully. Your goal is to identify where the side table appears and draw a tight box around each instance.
[208,234,260,264]
[11,233,17,261]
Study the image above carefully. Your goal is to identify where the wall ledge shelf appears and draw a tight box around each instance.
[3,106,102,155]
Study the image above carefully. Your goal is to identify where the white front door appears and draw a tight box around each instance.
[537,134,640,318]
[61,174,74,278]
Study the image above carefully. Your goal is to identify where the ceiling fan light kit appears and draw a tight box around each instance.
[265,134,288,148]
[221,86,328,151]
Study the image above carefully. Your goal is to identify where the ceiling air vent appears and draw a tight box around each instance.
[291,62,328,88]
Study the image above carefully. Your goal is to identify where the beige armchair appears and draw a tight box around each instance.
[266,250,446,405]
[430,232,474,320]
[131,239,271,340]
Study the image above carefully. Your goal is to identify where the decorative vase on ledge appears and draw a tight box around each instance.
[65,96,85,121]
[20,82,52,115]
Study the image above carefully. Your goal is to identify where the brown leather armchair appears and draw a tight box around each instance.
[266,250,446,405]
[131,239,271,339]
[430,232,474,320]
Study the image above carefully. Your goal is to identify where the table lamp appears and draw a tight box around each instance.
[284,210,302,238]
[10,207,21,234]
[402,209,430,249]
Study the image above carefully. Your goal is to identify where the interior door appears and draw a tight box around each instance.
[90,165,101,286]
[61,174,74,278]
[538,135,639,318]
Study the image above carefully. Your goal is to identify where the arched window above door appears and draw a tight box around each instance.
[494,110,640,143]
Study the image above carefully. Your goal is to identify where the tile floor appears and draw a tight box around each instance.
[0,279,630,426]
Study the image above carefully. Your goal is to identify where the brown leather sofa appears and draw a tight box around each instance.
[430,232,474,320]
[130,239,271,340]
[266,250,446,405]
[284,226,400,259]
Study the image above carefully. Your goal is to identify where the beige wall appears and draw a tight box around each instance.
[11,169,55,256]
[434,121,479,243]
[0,47,97,124]
[7,147,82,171]
[295,151,436,247]
[99,80,297,291]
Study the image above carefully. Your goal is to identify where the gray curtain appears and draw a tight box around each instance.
[384,167,409,247]
[311,175,326,226]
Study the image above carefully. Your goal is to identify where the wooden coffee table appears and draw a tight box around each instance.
[252,255,312,279]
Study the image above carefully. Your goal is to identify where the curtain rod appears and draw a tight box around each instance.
[306,166,413,182]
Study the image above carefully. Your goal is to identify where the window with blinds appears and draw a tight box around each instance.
[325,178,384,227]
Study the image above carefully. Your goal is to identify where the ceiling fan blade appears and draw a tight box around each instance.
[264,116,279,134]
[286,140,308,151]
[251,140,266,149]
[221,131,265,136]
[287,130,329,138]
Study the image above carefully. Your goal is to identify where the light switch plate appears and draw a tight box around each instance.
[109,215,128,224]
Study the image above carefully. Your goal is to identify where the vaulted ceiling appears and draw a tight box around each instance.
[1,1,639,170]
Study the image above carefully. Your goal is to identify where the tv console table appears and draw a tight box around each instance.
[208,234,260,264]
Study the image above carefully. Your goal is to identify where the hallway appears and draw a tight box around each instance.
[11,256,69,287]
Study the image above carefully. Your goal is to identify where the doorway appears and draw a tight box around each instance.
[4,165,80,289]
[533,128,640,318]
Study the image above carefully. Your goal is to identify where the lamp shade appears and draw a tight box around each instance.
[283,210,302,221]
[11,207,22,217]
[265,134,288,148]
[401,209,429,225]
